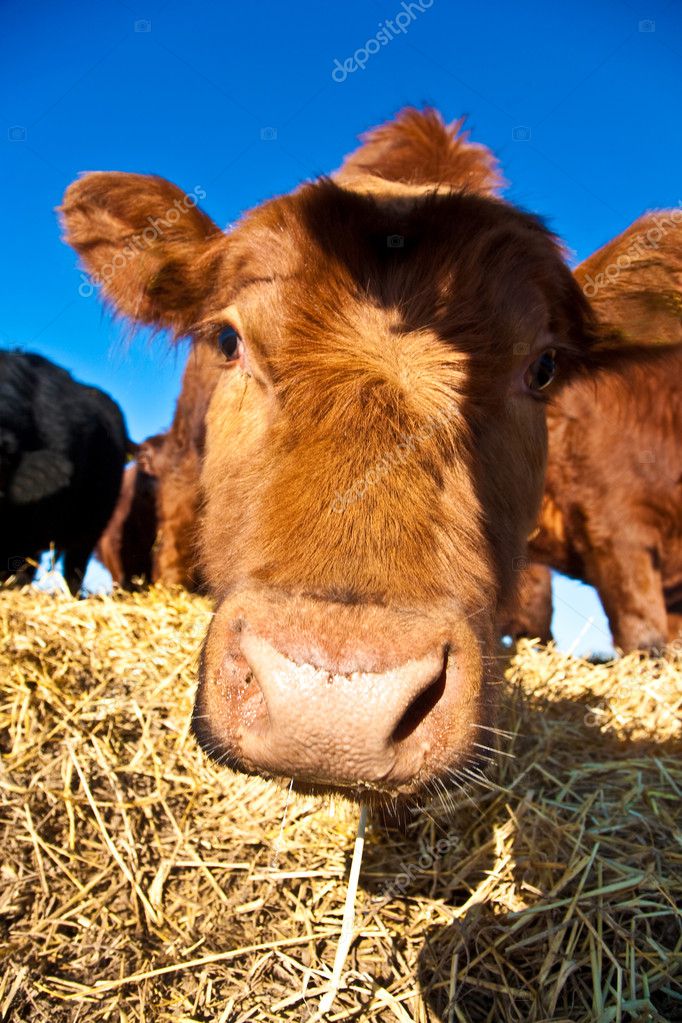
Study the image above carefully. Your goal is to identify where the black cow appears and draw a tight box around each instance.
[0,350,129,593]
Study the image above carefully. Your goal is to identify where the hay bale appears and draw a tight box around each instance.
[0,587,680,1022]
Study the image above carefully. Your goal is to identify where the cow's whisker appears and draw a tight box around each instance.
[470,723,515,739]
[471,741,515,759]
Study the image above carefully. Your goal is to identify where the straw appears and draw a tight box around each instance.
[318,803,367,1014]
[0,586,680,1022]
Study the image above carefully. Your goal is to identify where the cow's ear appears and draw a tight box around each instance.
[575,211,682,346]
[60,172,224,337]
[579,332,681,378]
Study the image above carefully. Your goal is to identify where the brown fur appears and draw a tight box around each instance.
[145,349,221,591]
[336,107,504,195]
[61,108,644,800]
[577,210,682,344]
[529,345,682,652]
[499,562,553,643]
[519,214,682,651]
[96,460,157,589]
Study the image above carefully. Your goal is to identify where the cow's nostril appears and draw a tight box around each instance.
[391,660,447,743]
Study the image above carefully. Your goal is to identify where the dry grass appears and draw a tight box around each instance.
[0,585,680,1023]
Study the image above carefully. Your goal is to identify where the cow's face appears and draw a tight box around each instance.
[61,110,598,804]
[137,433,168,478]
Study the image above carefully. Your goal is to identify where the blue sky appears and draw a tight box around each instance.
[4,0,681,653]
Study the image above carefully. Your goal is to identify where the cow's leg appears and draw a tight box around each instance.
[667,612,682,645]
[63,544,92,595]
[665,591,682,646]
[498,562,553,643]
[514,563,553,642]
[586,545,668,653]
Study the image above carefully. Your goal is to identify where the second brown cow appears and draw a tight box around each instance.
[510,212,682,652]
[97,353,218,593]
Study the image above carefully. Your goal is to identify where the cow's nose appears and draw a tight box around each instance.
[237,633,447,788]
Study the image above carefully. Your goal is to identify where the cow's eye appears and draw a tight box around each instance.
[217,325,242,362]
[526,349,557,392]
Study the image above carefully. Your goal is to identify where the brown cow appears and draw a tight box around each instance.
[96,461,156,588]
[61,108,645,803]
[95,434,165,589]
[98,355,218,594]
[147,349,220,592]
[529,344,682,653]
[510,212,682,652]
